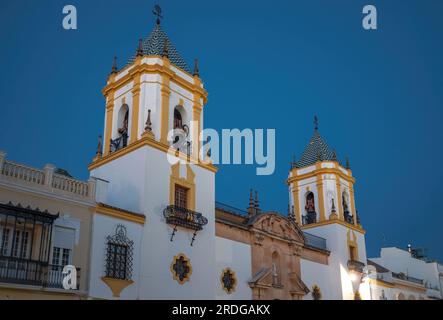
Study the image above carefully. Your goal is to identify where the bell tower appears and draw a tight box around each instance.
[289,117,368,300]
[87,9,217,299]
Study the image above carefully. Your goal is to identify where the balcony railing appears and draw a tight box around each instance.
[303,232,328,251]
[344,211,354,224]
[392,272,424,285]
[163,205,208,231]
[302,212,317,225]
[0,154,95,201]
[110,133,128,153]
[0,256,80,289]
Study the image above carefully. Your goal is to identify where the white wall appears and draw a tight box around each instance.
[215,237,252,300]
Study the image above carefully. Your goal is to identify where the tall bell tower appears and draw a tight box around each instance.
[87,9,218,299]
[289,117,368,300]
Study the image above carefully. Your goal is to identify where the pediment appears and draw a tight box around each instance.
[251,213,304,243]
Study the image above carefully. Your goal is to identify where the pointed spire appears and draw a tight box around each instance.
[254,190,260,213]
[332,149,337,161]
[346,156,351,169]
[111,56,118,74]
[247,189,255,216]
[144,109,152,132]
[314,115,319,131]
[96,135,103,157]
[162,38,169,58]
[193,58,199,77]
[136,38,143,57]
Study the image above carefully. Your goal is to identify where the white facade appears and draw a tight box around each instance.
[370,247,443,299]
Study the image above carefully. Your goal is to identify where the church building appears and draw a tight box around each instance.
[0,11,441,300]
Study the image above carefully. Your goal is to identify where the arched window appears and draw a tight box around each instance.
[174,108,183,129]
[303,192,316,225]
[342,191,353,224]
[172,106,190,154]
[271,251,281,286]
[110,104,129,152]
[397,293,406,300]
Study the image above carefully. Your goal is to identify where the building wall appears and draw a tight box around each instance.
[90,145,216,299]
[215,236,252,300]
[0,185,93,294]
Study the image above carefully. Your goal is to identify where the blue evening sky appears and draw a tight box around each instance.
[0,0,442,261]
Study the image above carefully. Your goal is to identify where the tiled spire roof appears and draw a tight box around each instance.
[128,22,191,73]
[295,117,341,168]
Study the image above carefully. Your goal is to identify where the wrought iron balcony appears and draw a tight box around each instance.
[163,205,208,231]
[392,272,424,285]
[344,211,354,224]
[110,133,128,153]
[0,256,80,289]
[347,260,365,273]
[302,212,317,225]
[303,232,328,251]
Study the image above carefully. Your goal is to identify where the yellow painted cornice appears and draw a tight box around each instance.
[102,58,208,104]
[95,203,146,225]
[369,279,394,288]
[300,219,366,234]
[287,166,355,185]
[88,135,218,173]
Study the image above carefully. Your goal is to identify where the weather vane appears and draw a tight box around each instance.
[152,4,163,24]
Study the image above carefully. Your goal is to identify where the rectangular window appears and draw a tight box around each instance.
[174,185,188,209]
[106,242,128,280]
[62,248,70,266]
[52,247,61,266]
[349,245,357,261]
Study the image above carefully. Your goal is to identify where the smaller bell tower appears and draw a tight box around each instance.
[288,116,367,300]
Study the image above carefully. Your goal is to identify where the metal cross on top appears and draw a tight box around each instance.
[314,115,319,130]
[152,4,163,24]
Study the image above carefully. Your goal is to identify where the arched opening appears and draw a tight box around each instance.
[342,191,354,224]
[174,108,183,130]
[271,251,281,287]
[172,106,190,154]
[397,293,406,300]
[110,104,129,152]
[303,192,316,225]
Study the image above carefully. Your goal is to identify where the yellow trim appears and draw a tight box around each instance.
[369,279,394,288]
[102,59,208,106]
[169,162,196,211]
[291,182,301,224]
[220,268,237,294]
[347,230,359,261]
[160,58,171,144]
[316,172,326,222]
[288,166,355,185]
[349,186,358,227]
[88,134,218,173]
[170,253,192,285]
[101,277,134,298]
[103,91,115,156]
[301,219,366,234]
[335,174,344,221]
[129,58,142,144]
[95,204,145,225]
